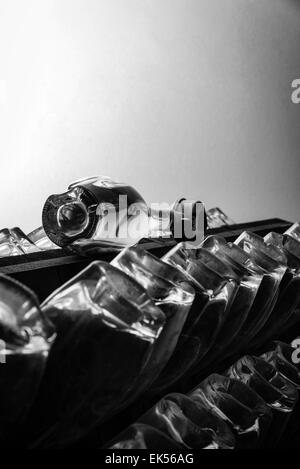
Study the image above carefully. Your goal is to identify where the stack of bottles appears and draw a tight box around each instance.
[0,220,300,448]
[108,343,300,449]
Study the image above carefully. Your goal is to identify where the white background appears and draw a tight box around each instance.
[0,0,299,232]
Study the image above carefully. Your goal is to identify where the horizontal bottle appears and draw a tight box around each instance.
[42,176,205,248]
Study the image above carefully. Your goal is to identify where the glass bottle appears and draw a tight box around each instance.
[201,236,267,355]
[28,261,165,448]
[235,231,290,350]
[42,176,148,247]
[200,237,262,361]
[189,374,272,448]
[138,393,235,449]
[0,274,55,446]
[168,244,260,370]
[162,243,236,373]
[112,246,196,391]
[42,176,205,248]
[186,248,256,370]
[210,237,283,348]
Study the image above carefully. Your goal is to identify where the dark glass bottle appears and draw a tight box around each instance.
[28,261,165,448]
[234,232,291,350]
[112,246,196,392]
[162,243,236,372]
[191,244,260,367]
[209,237,282,348]
[201,236,266,356]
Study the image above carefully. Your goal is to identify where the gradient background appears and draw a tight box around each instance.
[0,0,299,232]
